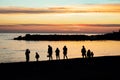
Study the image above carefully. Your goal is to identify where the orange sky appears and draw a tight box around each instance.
[0,4,120,33]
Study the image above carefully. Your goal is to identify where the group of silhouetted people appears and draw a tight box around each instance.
[25,45,68,62]
[25,45,94,62]
[47,45,68,60]
[81,45,94,58]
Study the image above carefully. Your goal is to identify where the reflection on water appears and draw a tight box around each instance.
[0,33,120,63]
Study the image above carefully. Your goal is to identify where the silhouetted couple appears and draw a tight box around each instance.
[87,49,94,58]
[55,46,68,60]
[81,45,94,58]
[25,49,40,62]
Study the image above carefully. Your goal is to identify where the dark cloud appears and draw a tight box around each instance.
[0,7,56,13]
[0,4,120,14]
[0,24,120,27]
[83,24,120,27]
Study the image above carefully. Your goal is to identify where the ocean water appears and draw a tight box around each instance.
[0,33,120,63]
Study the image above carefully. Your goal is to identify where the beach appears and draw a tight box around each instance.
[0,56,120,80]
[0,1,120,80]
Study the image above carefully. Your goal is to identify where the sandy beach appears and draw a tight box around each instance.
[0,56,120,80]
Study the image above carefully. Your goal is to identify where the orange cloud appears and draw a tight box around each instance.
[0,24,120,33]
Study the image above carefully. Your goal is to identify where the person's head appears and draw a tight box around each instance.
[26,49,29,51]
[91,52,94,54]
[88,49,90,52]
[48,45,50,47]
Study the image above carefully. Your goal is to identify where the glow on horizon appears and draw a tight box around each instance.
[0,23,120,33]
[0,12,120,33]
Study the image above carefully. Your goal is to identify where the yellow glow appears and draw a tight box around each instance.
[0,13,120,25]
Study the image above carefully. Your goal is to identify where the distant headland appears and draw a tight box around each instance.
[14,30,120,41]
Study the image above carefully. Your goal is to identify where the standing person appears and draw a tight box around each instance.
[35,52,40,61]
[90,51,94,58]
[25,49,30,62]
[55,48,60,60]
[47,45,53,60]
[87,49,91,58]
[81,45,86,58]
[63,45,68,59]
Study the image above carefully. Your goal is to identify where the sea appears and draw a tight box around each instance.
[0,33,120,63]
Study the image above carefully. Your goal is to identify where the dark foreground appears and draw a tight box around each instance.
[0,56,120,80]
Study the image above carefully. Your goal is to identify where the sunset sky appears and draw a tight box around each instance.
[0,0,120,33]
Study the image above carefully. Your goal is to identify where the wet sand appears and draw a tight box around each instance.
[0,56,120,80]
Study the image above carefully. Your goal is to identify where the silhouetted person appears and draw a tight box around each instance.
[55,48,60,60]
[25,49,30,62]
[90,51,94,58]
[81,45,86,58]
[35,52,40,61]
[87,49,91,58]
[63,46,68,59]
[47,45,53,60]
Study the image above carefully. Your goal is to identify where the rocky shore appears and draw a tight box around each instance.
[13,30,120,41]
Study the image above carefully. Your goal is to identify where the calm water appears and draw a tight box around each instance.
[0,33,120,63]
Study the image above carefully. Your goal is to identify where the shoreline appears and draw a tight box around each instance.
[0,55,119,64]
[0,56,120,80]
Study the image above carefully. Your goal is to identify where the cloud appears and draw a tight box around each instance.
[0,7,56,13]
[0,24,120,33]
[0,24,120,27]
[0,4,120,14]
[79,24,120,27]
